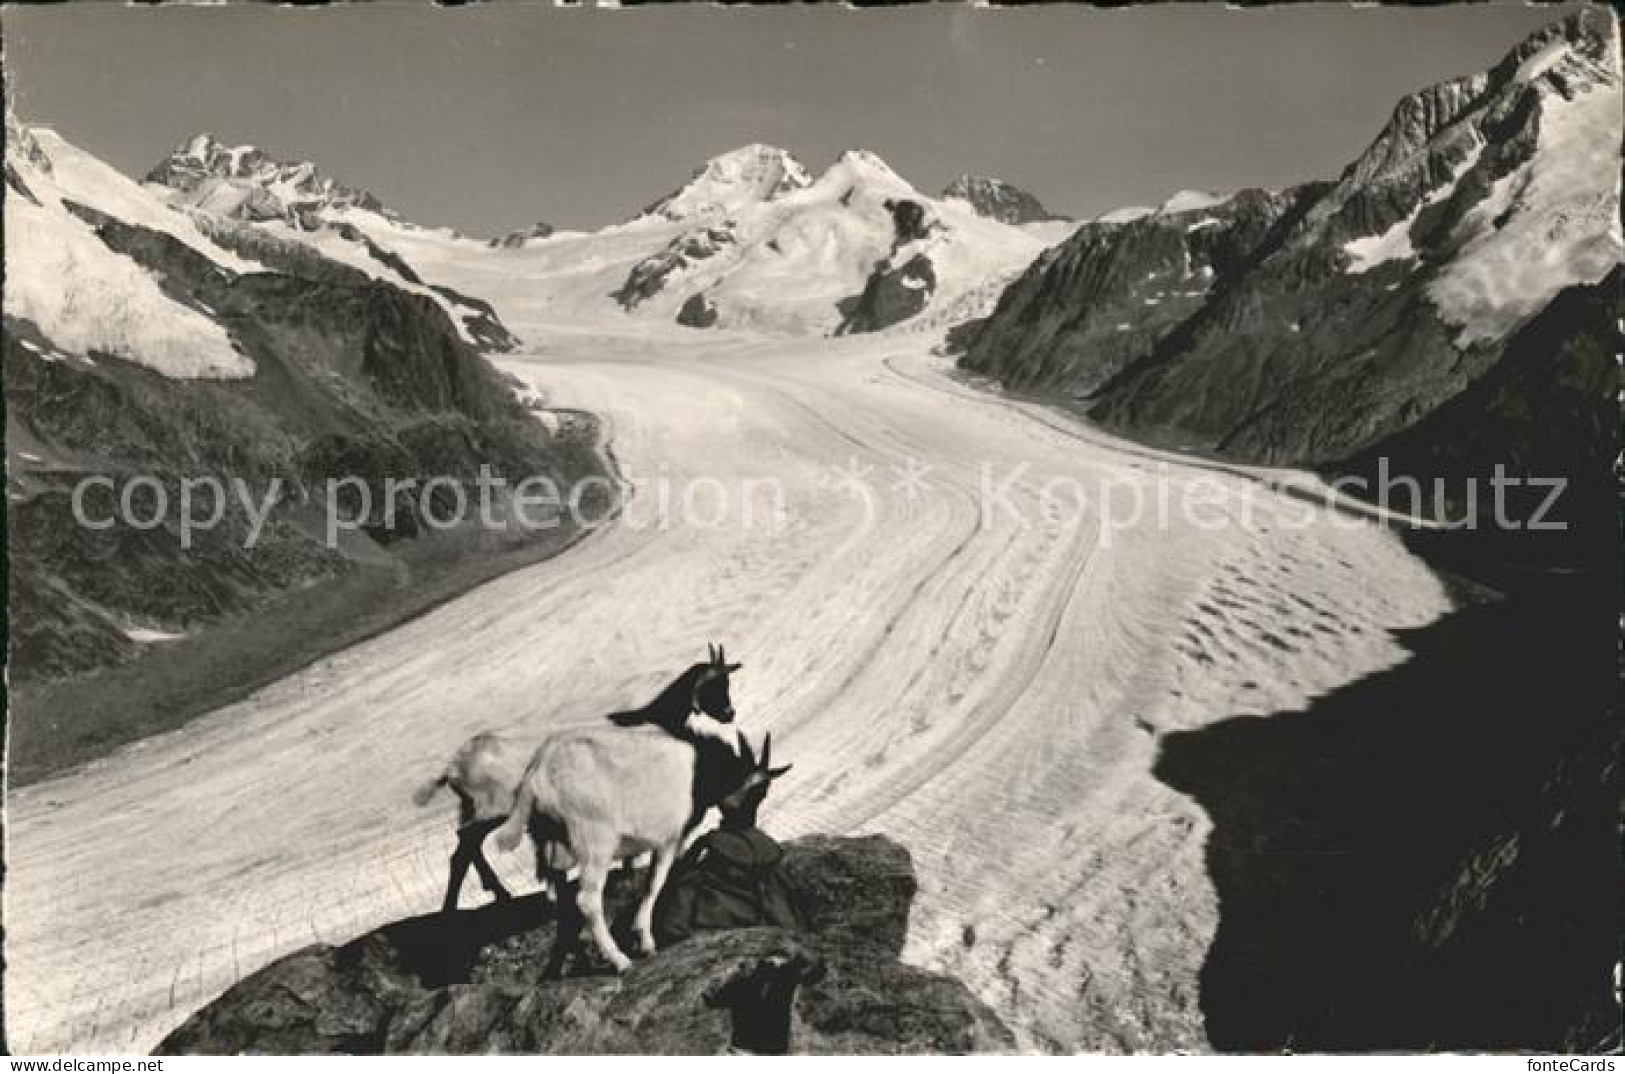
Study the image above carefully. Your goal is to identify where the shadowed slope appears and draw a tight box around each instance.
[1155,547,1619,1051]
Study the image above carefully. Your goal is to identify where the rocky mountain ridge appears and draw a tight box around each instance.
[146,132,402,228]
[142,133,518,352]
[958,8,1621,549]
[4,113,605,780]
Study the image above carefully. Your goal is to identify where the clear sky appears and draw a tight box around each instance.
[2,2,1584,238]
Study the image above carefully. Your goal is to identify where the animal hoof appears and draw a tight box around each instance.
[611,955,633,974]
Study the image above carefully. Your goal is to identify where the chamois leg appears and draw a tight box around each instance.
[467,820,513,903]
[530,818,572,904]
[444,825,501,913]
[441,796,479,913]
[632,844,678,957]
[576,848,633,973]
[541,870,581,980]
[442,846,472,914]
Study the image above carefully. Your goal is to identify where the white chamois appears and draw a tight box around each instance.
[414,645,743,917]
[489,648,751,973]
[411,732,530,911]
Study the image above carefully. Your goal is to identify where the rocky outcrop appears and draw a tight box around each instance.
[156,836,1014,1055]
[836,198,947,334]
[886,198,932,244]
[187,210,376,285]
[488,222,555,249]
[428,283,522,353]
[614,225,736,309]
[676,293,719,328]
[942,175,1062,225]
[838,254,937,335]
[958,10,1621,554]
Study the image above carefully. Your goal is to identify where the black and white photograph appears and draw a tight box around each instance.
[1,0,1620,1058]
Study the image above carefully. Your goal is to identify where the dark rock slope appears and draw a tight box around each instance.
[839,254,938,336]
[959,185,1317,393]
[1156,551,1619,1051]
[960,11,1621,549]
[7,212,595,675]
[157,836,1015,1055]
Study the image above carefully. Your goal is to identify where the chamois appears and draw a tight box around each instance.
[412,644,743,913]
[490,714,769,973]
[711,731,793,829]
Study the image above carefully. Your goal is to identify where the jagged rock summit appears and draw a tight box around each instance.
[156,836,1014,1055]
[145,133,400,228]
[942,174,1063,225]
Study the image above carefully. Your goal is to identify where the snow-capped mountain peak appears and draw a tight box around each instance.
[641,143,812,221]
[810,149,914,199]
[606,140,1061,336]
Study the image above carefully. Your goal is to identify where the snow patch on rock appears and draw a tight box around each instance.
[1095,205,1154,225]
[1159,190,1228,215]
[1345,138,1485,274]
